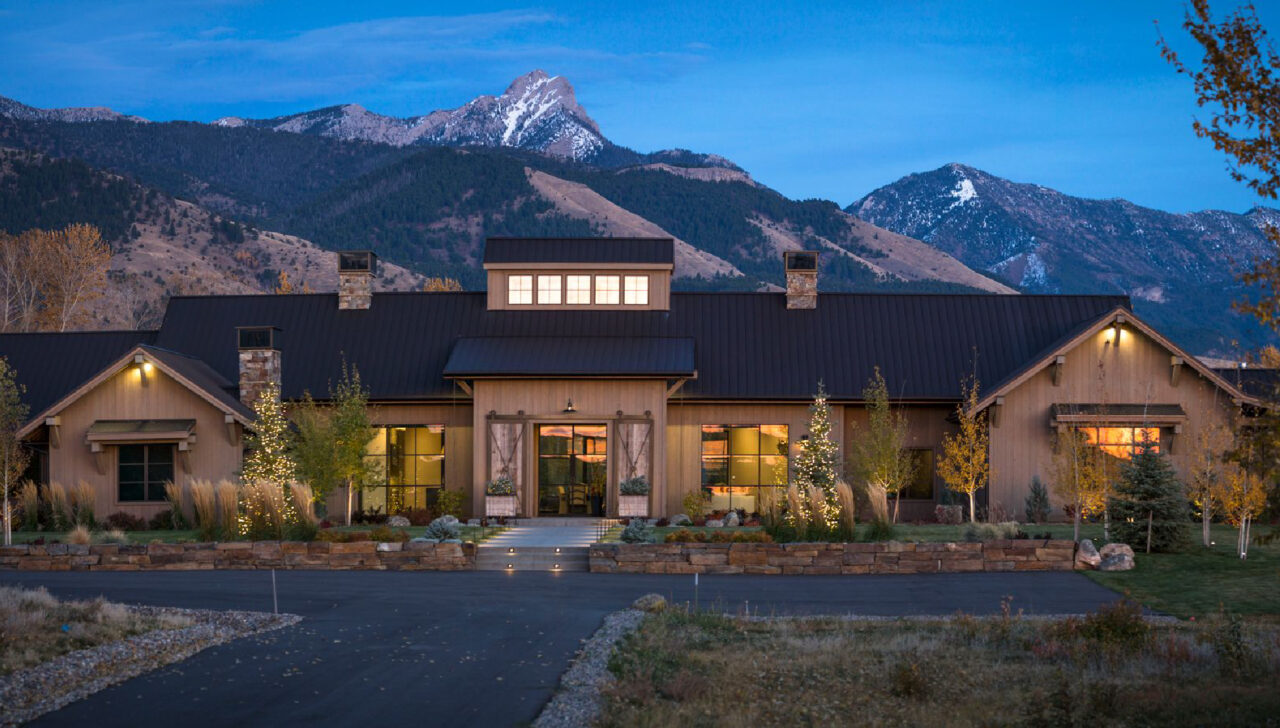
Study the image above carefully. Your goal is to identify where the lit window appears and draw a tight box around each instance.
[1078,427,1159,460]
[566,275,592,304]
[624,275,649,305]
[537,275,562,305]
[363,426,445,515]
[595,275,620,305]
[507,275,532,305]
[700,425,789,512]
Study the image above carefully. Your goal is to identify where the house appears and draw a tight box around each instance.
[0,238,1261,522]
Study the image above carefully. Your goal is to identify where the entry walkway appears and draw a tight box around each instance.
[478,522,601,571]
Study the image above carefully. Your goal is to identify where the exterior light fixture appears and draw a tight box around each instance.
[506,563,514,569]
[133,354,150,386]
[554,548,561,553]
[508,547,515,553]
[553,564,560,570]
[563,399,576,413]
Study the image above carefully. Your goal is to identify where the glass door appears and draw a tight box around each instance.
[538,424,607,516]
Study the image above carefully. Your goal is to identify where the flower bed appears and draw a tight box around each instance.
[0,540,476,571]
[588,539,1077,575]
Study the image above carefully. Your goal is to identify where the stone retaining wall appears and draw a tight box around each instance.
[589,540,1077,575]
[0,541,476,571]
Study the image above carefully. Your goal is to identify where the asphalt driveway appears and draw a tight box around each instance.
[1,570,1121,727]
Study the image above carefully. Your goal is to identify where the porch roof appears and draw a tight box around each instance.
[443,336,695,378]
[1051,403,1187,425]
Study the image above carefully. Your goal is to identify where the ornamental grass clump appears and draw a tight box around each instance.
[70,481,96,528]
[163,480,190,529]
[214,480,239,536]
[189,480,219,541]
[46,482,71,531]
[237,480,288,540]
[18,481,38,531]
[67,524,91,545]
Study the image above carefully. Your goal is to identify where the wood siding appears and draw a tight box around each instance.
[49,363,242,519]
[843,404,958,522]
[989,325,1237,519]
[471,380,668,516]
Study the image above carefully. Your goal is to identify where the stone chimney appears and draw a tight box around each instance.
[338,251,377,310]
[785,251,818,309]
[237,326,281,407]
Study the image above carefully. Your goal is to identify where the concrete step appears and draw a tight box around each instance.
[475,546,589,572]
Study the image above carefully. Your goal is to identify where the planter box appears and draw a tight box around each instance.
[486,495,517,517]
[618,494,649,518]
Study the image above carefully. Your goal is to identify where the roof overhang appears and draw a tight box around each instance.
[972,307,1259,413]
[1051,403,1187,426]
[86,419,196,443]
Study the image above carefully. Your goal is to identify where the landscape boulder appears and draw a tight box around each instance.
[1075,539,1101,569]
[1098,542,1135,572]
[724,511,741,527]
[386,515,411,528]
[705,519,725,528]
[670,514,692,526]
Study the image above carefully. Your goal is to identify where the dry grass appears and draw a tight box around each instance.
[239,480,286,538]
[835,480,857,533]
[601,606,1280,728]
[67,525,90,545]
[190,479,218,539]
[70,481,96,526]
[214,480,238,535]
[164,480,189,526]
[0,586,192,675]
[46,482,71,530]
[289,483,318,525]
[17,480,38,530]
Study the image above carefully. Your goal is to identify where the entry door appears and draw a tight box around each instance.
[537,424,607,516]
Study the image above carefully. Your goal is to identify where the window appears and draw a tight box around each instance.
[701,425,788,512]
[363,426,445,514]
[117,444,173,502]
[1078,427,1159,460]
[595,275,620,304]
[537,275,562,305]
[507,275,533,305]
[623,275,649,305]
[566,275,592,304]
[901,449,935,499]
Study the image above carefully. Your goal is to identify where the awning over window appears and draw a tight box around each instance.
[1051,404,1186,425]
[86,419,196,443]
[444,337,696,378]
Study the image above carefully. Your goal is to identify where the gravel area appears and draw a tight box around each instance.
[0,605,300,726]
[533,608,645,728]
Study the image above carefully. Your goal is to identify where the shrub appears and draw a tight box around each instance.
[18,481,39,531]
[435,488,465,518]
[95,529,130,545]
[934,504,965,525]
[316,529,372,543]
[104,512,148,531]
[403,508,434,526]
[1109,445,1190,552]
[352,506,387,525]
[621,519,655,543]
[1024,476,1051,524]
[485,474,514,496]
[890,658,928,698]
[682,490,710,520]
[369,525,411,543]
[619,475,650,496]
[1046,598,1149,651]
[863,519,897,541]
[68,525,91,545]
[148,509,178,531]
[963,521,1025,542]
[423,516,461,541]
[663,528,773,543]
[163,480,189,529]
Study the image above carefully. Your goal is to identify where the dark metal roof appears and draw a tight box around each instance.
[1213,367,1279,400]
[444,337,695,378]
[483,237,675,265]
[0,330,155,417]
[149,291,1131,402]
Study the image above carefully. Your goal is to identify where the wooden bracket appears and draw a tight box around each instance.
[90,442,108,475]
[1170,356,1184,387]
[225,413,241,446]
[1051,355,1065,387]
[45,416,61,448]
[990,397,1004,428]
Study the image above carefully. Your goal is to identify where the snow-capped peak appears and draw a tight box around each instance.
[948,177,978,209]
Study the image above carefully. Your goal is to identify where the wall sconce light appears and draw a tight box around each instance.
[133,354,151,386]
[563,398,576,413]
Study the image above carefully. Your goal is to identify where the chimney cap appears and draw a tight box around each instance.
[338,250,378,274]
[237,326,281,350]
[785,250,819,272]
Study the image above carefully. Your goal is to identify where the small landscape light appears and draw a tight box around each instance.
[508,547,515,553]
[506,563,514,569]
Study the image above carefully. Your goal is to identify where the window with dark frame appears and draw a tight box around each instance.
[117,444,174,502]
[700,425,788,511]
[362,426,445,514]
[901,448,935,500]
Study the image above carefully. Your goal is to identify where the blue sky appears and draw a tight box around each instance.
[1,0,1276,213]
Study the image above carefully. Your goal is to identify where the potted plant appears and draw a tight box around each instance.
[618,475,650,518]
[485,474,517,517]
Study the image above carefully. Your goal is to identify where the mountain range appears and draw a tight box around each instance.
[0,70,1275,354]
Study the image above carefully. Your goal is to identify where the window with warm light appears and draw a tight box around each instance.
[537,275,562,305]
[507,275,533,305]
[701,425,789,512]
[363,426,445,514]
[595,275,620,304]
[1078,426,1159,460]
[566,275,592,304]
[623,275,649,305]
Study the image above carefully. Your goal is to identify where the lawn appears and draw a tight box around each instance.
[0,585,193,675]
[5,524,506,545]
[600,607,1280,728]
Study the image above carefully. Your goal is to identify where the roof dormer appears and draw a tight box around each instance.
[482,237,674,311]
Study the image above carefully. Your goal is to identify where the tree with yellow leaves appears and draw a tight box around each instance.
[938,377,990,524]
[1050,428,1107,543]
[274,271,313,294]
[1187,420,1235,548]
[422,277,464,292]
[1218,460,1268,559]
